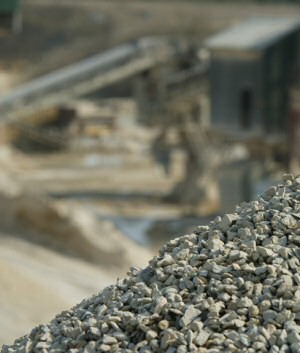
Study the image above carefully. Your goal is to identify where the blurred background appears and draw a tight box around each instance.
[0,0,300,345]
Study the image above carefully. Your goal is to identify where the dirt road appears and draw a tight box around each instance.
[0,234,115,345]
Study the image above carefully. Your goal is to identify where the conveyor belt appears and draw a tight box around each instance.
[0,37,178,123]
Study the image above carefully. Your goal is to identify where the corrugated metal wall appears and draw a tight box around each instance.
[263,31,300,133]
[210,56,262,131]
[0,0,20,14]
[210,29,300,134]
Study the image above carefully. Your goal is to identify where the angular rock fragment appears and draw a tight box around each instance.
[3,174,300,353]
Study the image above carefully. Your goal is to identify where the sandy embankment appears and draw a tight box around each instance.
[0,159,152,345]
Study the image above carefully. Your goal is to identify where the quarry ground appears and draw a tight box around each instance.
[0,0,299,346]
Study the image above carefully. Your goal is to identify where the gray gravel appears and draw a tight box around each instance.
[2,174,300,353]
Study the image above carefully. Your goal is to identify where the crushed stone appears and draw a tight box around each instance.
[3,174,300,353]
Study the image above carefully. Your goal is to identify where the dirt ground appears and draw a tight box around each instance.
[0,146,154,346]
[0,234,113,344]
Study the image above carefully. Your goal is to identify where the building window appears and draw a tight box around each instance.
[240,88,253,129]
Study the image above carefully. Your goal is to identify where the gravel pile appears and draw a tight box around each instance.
[3,174,300,353]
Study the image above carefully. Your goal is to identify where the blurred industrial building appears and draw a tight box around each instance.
[1,15,300,213]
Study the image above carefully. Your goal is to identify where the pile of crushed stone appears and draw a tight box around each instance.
[3,174,300,353]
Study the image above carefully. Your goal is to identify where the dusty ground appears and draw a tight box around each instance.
[0,190,153,346]
[0,234,114,344]
[0,147,154,346]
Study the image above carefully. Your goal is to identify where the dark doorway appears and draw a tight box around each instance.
[240,88,253,129]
